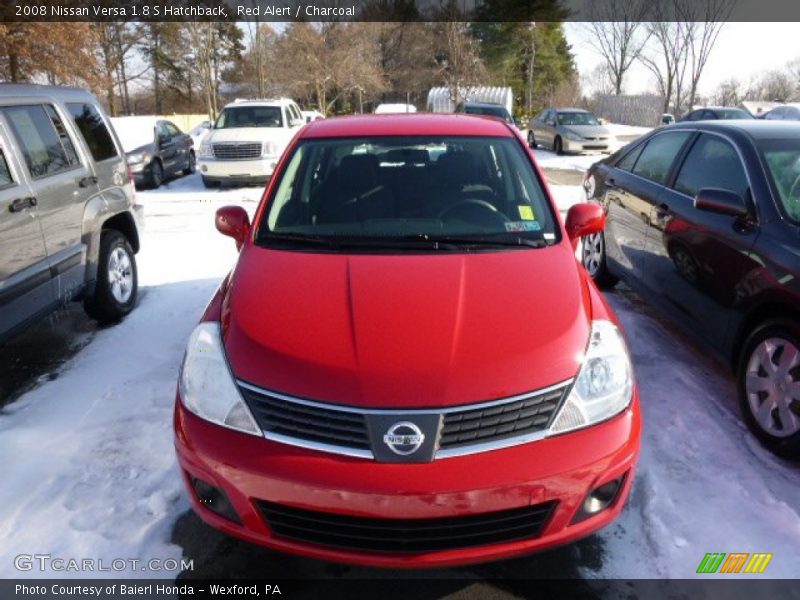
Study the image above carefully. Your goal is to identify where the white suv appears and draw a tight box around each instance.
[197,98,304,188]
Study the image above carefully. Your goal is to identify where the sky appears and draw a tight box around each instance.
[564,22,800,98]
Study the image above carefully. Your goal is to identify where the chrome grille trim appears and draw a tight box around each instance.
[237,379,573,460]
[212,142,262,160]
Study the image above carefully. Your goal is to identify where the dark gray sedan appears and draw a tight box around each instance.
[120,119,195,189]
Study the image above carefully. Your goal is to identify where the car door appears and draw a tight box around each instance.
[641,132,758,350]
[535,110,554,147]
[165,121,190,172]
[602,130,693,283]
[156,121,180,175]
[1,102,96,303]
[0,126,54,340]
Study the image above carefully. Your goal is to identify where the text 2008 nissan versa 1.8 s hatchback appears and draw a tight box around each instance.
[174,114,641,567]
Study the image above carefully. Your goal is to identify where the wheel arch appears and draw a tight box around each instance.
[731,302,800,370]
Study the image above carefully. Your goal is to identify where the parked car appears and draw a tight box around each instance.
[112,117,195,189]
[197,98,304,188]
[661,113,675,126]
[762,104,800,121]
[174,113,640,567]
[189,120,212,147]
[455,100,514,124]
[582,121,800,457]
[373,103,417,114]
[300,109,325,123]
[678,107,754,122]
[528,108,613,154]
[0,84,142,343]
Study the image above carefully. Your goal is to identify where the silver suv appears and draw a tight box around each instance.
[0,84,142,343]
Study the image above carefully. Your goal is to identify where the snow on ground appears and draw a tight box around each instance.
[0,172,797,579]
[533,148,603,172]
[0,175,261,578]
[593,291,800,578]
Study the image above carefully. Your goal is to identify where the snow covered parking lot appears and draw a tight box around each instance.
[0,171,797,583]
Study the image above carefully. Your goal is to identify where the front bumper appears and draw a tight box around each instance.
[197,156,279,182]
[174,389,641,568]
[563,139,612,154]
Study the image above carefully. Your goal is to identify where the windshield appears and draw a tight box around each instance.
[557,112,600,126]
[760,140,800,223]
[259,135,559,251]
[718,109,753,120]
[215,106,283,129]
[465,105,512,123]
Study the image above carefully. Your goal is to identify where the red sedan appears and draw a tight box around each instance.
[174,114,641,567]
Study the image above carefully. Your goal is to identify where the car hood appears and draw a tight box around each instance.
[205,127,293,146]
[223,244,591,409]
[564,125,611,137]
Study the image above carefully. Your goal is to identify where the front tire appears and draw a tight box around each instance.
[528,131,537,149]
[554,136,564,155]
[149,160,164,189]
[738,320,800,458]
[84,230,138,324]
[581,232,618,288]
[183,151,196,176]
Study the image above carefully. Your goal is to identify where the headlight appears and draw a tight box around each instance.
[179,322,260,436]
[549,320,633,434]
[262,142,278,157]
[127,152,148,165]
[198,143,214,158]
[565,131,583,142]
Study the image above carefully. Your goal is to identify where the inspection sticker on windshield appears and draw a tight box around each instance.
[505,221,541,232]
[517,205,535,220]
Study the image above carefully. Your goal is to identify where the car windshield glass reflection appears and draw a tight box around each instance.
[557,112,600,126]
[215,107,283,129]
[259,136,558,250]
[761,141,800,222]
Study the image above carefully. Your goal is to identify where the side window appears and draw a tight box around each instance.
[616,143,645,172]
[631,131,691,185]
[165,122,181,137]
[0,148,15,188]
[673,134,749,199]
[3,104,80,179]
[156,122,170,142]
[67,102,118,162]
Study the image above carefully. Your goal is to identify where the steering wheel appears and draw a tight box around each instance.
[437,198,510,228]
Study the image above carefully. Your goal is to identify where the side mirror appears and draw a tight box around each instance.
[565,202,605,249]
[215,206,250,250]
[694,188,748,217]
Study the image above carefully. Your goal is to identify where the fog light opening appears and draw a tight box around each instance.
[190,476,241,524]
[573,473,627,523]
[200,165,208,172]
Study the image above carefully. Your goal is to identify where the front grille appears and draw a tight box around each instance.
[439,387,565,449]
[212,142,262,160]
[257,500,557,553]
[240,386,370,451]
[238,380,570,459]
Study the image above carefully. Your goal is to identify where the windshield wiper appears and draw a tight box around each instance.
[411,233,551,249]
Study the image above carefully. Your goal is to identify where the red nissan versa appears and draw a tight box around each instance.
[174,114,641,568]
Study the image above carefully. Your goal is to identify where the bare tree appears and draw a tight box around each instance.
[677,0,734,109]
[638,19,691,114]
[584,0,652,95]
[713,78,742,106]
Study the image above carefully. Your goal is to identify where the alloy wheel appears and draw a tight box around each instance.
[745,337,800,438]
[107,246,134,304]
[582,232,603,277]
